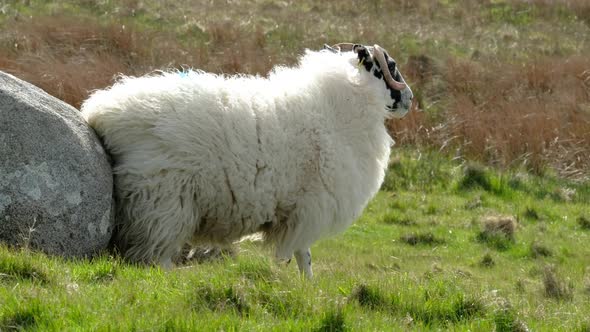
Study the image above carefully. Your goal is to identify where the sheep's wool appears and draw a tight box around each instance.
[82,49,396,270]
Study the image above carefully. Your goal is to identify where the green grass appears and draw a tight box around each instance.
[1,0,589,330]
[1,148,589,330]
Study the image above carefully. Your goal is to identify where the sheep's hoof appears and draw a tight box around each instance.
[295,248,313,279]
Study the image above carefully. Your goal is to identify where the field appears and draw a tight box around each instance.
[1,0,590,330]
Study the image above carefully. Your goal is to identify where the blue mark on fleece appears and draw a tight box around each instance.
[178,68,205,78]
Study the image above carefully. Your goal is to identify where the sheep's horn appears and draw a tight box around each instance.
[331,43,356,52]
[372,44,407,91]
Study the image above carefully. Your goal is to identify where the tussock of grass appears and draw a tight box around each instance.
[530,242,553,258]
[465,196,483,210]
[476,232,514,251]
[543,266,574,301]
[380,213,416,226]
[515,279,526,293]
[550,187,577,203]
[349,284,388,310]
[72,256,119,283]
[405,293,485,324]
[479,253,495,268]
[508,172,530,190]
[482,216,517,239]
[401,232,445,246]
[523,207,541,221]
[450,295,485,322]
[0,299,46,331]
[459,164,492,192]
[477,215,518,250]
[192,285,250,315]
[578,216,590,230]
[0,253,50,284]
[493,307,529,332]
[1,309,38,330]
[316,310,346,332]
[348,283,485,325]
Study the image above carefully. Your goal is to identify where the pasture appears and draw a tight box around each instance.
[1,0,589,330]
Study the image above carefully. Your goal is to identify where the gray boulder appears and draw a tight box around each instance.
[0,71,113,257]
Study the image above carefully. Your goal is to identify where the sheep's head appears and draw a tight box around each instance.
[324,43,413,118]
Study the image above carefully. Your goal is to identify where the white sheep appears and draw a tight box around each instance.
[81,43,413,278]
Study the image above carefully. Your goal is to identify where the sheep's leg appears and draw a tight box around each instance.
[294,248,313,279]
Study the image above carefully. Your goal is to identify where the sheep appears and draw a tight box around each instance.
[81,43,413,278]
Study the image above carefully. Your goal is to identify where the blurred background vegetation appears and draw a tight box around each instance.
[1,0,589,180]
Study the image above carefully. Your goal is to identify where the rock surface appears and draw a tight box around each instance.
[0,71,113,257]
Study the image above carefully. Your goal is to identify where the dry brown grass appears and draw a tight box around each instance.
[391,55,590,179]
[481,215,518,240]
[0,15,183,108]
[0,14,274,108]
[543,265,574,301]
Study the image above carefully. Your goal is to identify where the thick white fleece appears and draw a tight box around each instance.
[81,49,395,270]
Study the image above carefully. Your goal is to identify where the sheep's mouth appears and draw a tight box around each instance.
[386,88,412,118]
[386,71,413,118]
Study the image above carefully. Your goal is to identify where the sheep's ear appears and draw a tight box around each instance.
[355,45,373,72]
[323,44,338,53]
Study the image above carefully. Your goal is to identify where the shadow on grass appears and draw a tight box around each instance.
[476,232,514,251]
[578,216,590,230]
[349,283,485,325]
[401,232,445,246]
[350,284,388,310]
[381,212,417,226]
[315,310,346,332]
[0,254,50,284]
[406,294,485,325]
[0,300,45,331]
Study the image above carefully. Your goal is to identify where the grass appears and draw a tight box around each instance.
[0,149,588,330]
[0,251,50,284]
[1,0,590,330]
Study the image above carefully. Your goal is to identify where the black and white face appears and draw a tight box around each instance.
[325,43,413,118]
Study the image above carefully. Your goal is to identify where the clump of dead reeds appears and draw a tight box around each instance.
[543,265,574,301]
[482,215,517,239]
[391,55,590,181]
[476,215,517,251]
[0,14,274,109]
